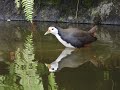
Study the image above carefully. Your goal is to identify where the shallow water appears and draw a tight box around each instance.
[0,21,120,90]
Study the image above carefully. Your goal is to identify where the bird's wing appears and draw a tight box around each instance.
[59,27,96,48]
[72,30,89,37]
[71,30,96,45]
[60,32,84,47]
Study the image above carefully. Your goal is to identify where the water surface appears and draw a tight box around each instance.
[0,21,120,90]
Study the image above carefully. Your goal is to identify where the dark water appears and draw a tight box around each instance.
[0,21,120,90]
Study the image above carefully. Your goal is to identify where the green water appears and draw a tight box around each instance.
[0,21,120,90]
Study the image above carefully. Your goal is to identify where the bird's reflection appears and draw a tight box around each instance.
[46,47,100,72]
[46,48,75,72]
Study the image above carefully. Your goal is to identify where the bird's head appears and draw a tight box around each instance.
[45,62,58,72]
[44,26,59,35]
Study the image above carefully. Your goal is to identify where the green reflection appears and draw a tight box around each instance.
[0,29,58,90]
[0,65,21,90]
[104,71,110,80]
[14,33,44,90]
[48,73,58,90]
[0,33,49,90]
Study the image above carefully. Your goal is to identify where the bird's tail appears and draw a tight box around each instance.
[88,26,97,37]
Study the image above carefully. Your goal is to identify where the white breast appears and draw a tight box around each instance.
[55,34,75,48]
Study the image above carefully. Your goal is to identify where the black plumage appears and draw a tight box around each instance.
[56,26,97,48]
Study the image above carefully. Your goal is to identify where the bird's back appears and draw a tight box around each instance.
[57,26,97,48]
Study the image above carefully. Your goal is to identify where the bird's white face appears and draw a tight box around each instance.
[44,27,58,35]
[49,62,58,72]
[45,62,58,72]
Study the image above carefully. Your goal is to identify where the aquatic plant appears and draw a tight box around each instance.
[15,0,34,22]
[15,0,21,9]
[15,0,93,22]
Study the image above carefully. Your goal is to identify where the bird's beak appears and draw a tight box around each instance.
[45,63,51,69]
[44,30,50,35]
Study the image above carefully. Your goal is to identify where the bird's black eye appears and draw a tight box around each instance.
[51,68,54,70]
[52,28,54,30]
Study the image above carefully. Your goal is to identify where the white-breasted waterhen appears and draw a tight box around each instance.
[44,26,97,48]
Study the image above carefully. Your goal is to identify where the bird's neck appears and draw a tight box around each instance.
[55,34,64,43]
[55,34,75,48]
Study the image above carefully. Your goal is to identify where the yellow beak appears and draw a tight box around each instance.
[44,30,50,35]
[45,63,51,69]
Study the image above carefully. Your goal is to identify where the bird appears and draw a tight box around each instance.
[44,25,97,48]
